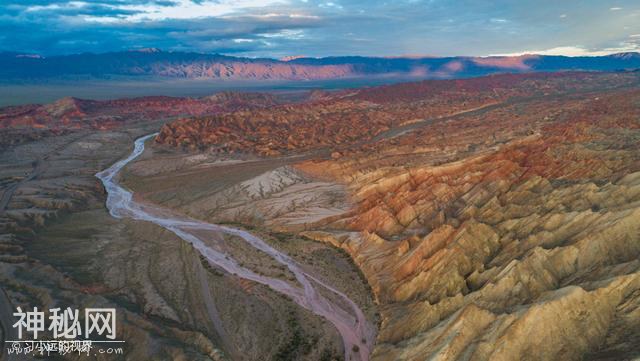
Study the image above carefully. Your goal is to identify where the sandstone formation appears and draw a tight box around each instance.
[0,92,280,149]
[296,88,640,361]
[156,72,638,156]
[3,71,640,361]
[155,72,640,360]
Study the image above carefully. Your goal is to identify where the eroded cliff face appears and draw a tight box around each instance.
[296,90,640,360]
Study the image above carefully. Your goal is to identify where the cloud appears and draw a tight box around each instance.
[1,0,640,57]
[494,43,640,57]
[0,0,326,55]
[102,0,288,23]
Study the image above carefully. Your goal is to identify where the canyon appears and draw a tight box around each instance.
[1,70,640,360]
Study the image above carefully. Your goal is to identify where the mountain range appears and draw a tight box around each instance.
[1,49,640,81]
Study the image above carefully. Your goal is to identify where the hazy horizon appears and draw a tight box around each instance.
[3,48,640,59]
[0,76,424,106]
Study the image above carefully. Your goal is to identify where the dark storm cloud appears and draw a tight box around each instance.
[0,0,639,57]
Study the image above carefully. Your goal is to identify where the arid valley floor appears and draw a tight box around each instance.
[1,71,640,361]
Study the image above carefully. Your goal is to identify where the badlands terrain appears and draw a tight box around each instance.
[1,71,640,361]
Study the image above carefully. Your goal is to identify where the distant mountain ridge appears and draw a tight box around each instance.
[1,50,640,81]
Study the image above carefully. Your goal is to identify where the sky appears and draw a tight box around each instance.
[1,0,639,58]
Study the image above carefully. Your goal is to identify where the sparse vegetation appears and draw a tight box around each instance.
[272,313,314,361]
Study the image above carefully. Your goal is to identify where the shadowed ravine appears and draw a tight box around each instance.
[96,133,376,361]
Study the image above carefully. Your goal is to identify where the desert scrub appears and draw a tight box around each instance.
[271,312,314,361]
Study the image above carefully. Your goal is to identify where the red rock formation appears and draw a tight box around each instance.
[156,72,639,156]
[296,88,640,360]
[0,92,280,131]
[152,73,640,360]
[0,92,281,148]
